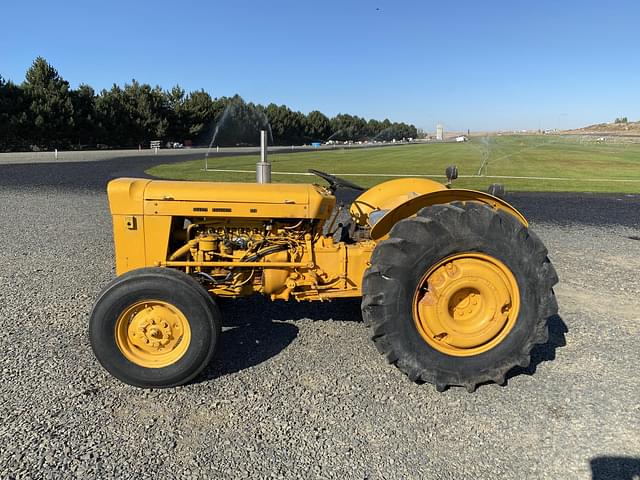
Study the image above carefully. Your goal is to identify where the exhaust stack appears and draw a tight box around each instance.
[256,130,271,183]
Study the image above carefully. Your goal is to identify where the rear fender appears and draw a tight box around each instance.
[368,189,528,241]
[350,178,447,226]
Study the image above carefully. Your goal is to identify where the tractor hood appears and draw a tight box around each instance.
[108,178,335,220]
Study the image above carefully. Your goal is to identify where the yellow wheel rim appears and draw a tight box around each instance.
[413,253,520,357]
[115,300,191,368]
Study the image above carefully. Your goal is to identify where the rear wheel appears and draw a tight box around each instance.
[361,202,558,392]
[90,267,221,388]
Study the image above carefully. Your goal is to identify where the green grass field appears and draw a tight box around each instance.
[146,135,640,193]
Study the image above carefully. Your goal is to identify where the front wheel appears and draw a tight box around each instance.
[361,202,558,392]
[89,267,221,388]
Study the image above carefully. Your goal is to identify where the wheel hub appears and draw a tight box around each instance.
[414,253,520,356]
[115,301,191,368]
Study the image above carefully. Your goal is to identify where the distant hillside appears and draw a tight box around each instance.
[566,120,640,136]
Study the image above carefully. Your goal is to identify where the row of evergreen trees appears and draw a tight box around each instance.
[0,57,418,151]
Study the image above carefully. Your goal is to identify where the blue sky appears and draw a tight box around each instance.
[2,0,639,131]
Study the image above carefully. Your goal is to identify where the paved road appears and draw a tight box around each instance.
[0,142,403,165]
[0,155,638,479]
[0,153,638,227]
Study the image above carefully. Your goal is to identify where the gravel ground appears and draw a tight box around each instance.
[0,159,639,479]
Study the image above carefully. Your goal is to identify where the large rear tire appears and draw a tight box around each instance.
[89,267,221,388]
[361,202,558,392]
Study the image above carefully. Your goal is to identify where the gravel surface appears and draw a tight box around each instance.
[0,158,639,479]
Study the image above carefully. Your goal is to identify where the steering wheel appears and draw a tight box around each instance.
[308,169,365,192]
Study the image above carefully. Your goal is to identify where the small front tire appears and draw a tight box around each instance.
[89,267,221,388]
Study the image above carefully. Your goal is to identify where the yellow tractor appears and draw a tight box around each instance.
[89,169,558,391]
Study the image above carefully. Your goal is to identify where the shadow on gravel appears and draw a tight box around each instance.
[198,299,567,385]
[506,314,568,382]
[196,296,362,382]
[218,295,363,324]
[590,456,640,480]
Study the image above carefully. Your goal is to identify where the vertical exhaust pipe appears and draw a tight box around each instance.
[257,130,271,183]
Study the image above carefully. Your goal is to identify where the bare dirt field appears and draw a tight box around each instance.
[0,155,638,479]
